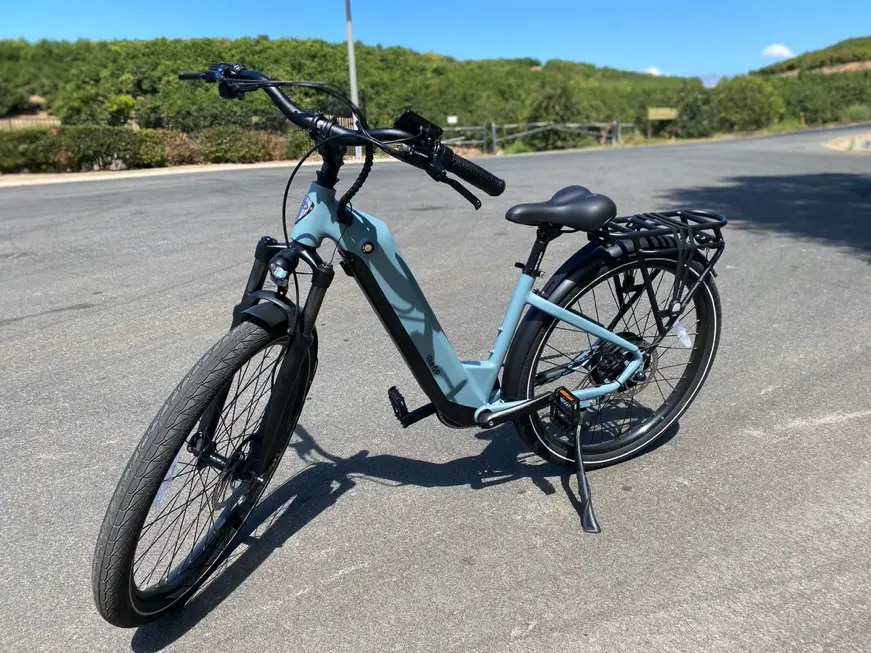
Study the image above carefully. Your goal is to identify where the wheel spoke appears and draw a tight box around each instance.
[131,339,288,594]
[529,261,710,451]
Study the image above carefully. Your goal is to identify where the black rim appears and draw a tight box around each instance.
[129,336,288,610]
[528,260,711,459]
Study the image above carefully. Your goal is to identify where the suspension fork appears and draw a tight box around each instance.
[251,245,333,476]
[196,237,280,448]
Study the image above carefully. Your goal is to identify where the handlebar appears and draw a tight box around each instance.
[178,64,506,201]
[438,147,506,197]
[178,72,210,81]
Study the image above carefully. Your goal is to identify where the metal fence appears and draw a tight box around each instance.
[0,112,640,155]
[443,121,638,152]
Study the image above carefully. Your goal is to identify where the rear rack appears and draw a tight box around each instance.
[591,209,727,252]
[589,209,728,344]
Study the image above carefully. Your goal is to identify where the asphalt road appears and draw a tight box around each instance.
[1,126,870,653]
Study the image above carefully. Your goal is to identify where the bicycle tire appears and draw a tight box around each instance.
[503,256,721,467]
[92,320,315,627]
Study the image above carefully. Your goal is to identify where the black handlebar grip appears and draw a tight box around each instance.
[441,147,506,197]
[178,72,206,80]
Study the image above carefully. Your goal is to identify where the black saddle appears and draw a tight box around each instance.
[506,186,617,232]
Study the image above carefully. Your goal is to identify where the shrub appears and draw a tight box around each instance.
[285,129,314,159]
[711,76,784,131]
[840,103,871,123]
[0,129,58,172]
[105,94,136,126]
[161,130,198,165]
[503,139,534,154]
[0,125,328,173]
[56,125,166,170]
[195,126,271,163]
[58,126,167,170]
[766,117,805,134]
[264,133,286,161]
[131,129,168,167]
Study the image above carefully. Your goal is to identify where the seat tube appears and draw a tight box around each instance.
[490,272,535,365]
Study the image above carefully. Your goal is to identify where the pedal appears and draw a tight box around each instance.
[388,386,409,421]
[550,386,583,430]
[551,387,601,534]
[388,386,437,428]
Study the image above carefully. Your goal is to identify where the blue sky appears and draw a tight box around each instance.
[4,0,869,77]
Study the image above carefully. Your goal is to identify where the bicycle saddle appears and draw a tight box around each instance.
[506,186,617,231]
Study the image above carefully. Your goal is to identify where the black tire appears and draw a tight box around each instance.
[92,320,315,627]
[503,256,721,467]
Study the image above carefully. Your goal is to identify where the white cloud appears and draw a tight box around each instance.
[761,43,795,58]
[644,66,663,76]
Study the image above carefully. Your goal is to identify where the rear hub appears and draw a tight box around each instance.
[589,331,657,395]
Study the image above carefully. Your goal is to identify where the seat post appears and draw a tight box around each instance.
[518,226,562,277]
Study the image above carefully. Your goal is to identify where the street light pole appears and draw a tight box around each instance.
[344,0,362,158]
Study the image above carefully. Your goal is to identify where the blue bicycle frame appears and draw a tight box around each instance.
[291,182,643,428]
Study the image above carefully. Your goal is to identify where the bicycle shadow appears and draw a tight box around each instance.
[130,420,677,652]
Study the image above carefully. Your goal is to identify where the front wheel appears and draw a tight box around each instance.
[503,256,721,467]
[92,320,315,627]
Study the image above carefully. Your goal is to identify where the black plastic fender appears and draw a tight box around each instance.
[239,301,291,333]
[536,237,716,309]
[235,290,305,334]
[235,290,319,367]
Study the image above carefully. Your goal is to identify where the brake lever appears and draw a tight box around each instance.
[441,176,482,210]
[218,81,245,100]
[424,162,482,210]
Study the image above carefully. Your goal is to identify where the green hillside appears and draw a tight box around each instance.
[755,36,871,75]
[2,37,870,174]
[0,37,691,129]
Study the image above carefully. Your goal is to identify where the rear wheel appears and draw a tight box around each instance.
[92,320,315,627]
[503,256,720,467]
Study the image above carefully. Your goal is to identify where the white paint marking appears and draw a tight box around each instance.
[783,410,871,431]
[510,621,538,639]
[745,410,871,439]
[326,561,371,582]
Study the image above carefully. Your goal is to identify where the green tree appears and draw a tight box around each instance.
[523,81,582,150]
[711,76,784,131]
[0,77,29,116]
[51,84,108,124]
[105,94,135,125]
[668,82,715,138]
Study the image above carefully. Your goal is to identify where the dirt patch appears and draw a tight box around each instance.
[825,132,871,153]
[779,61,871,77]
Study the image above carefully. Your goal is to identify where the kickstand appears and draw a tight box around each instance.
[574,426,601,534]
